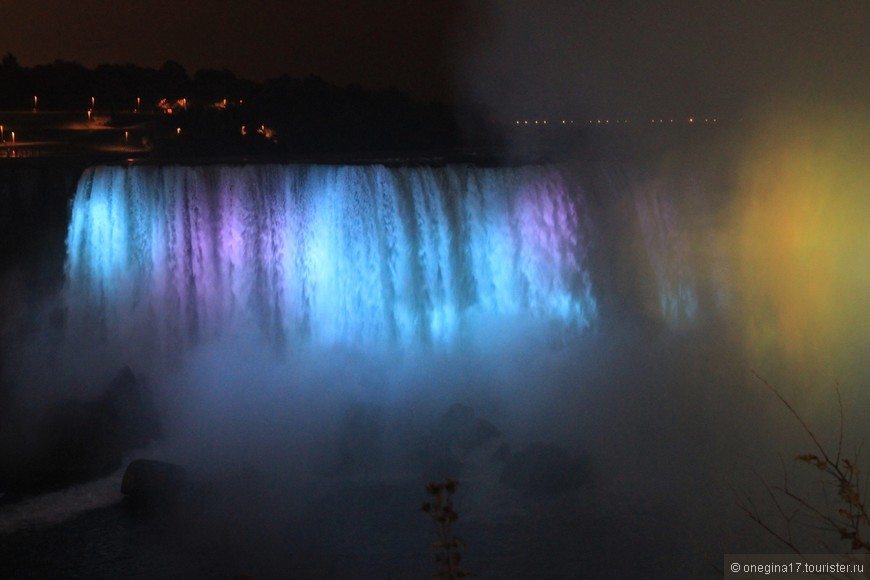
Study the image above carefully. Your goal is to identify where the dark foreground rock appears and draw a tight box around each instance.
[0,367,161,495]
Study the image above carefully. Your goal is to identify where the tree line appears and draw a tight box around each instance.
[0,54,463,156]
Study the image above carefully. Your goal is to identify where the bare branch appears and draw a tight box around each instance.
[741,372,870,556]
[751,369,831,465]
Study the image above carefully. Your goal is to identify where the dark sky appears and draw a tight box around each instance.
[1,0,868,117]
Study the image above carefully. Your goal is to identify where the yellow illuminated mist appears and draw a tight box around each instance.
[732,102,870,378]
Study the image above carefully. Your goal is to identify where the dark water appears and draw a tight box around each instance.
[0,470,709,579]
[0,502,222,579]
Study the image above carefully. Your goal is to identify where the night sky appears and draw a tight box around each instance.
[2,1,868,117]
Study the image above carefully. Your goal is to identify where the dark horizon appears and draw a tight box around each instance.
[2,1,868,121]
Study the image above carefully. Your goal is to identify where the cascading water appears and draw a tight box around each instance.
[63,164,598,361]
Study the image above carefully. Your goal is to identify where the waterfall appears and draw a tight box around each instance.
[63,164,598,357]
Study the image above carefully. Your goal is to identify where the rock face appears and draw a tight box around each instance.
[0,367,161,495]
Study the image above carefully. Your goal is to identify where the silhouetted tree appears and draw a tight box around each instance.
[158,60,191,100]
[0,56,468,156]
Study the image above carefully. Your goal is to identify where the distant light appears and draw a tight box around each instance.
[689,117,694,123]
[176,127,181,136]
[33,96,37,111]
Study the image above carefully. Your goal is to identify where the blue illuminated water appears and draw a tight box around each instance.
[64,164,603,356]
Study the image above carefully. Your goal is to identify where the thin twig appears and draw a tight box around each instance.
[742,371,870,555]
[751,369,831,465]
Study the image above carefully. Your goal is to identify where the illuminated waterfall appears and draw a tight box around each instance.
[63,164,597,356]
